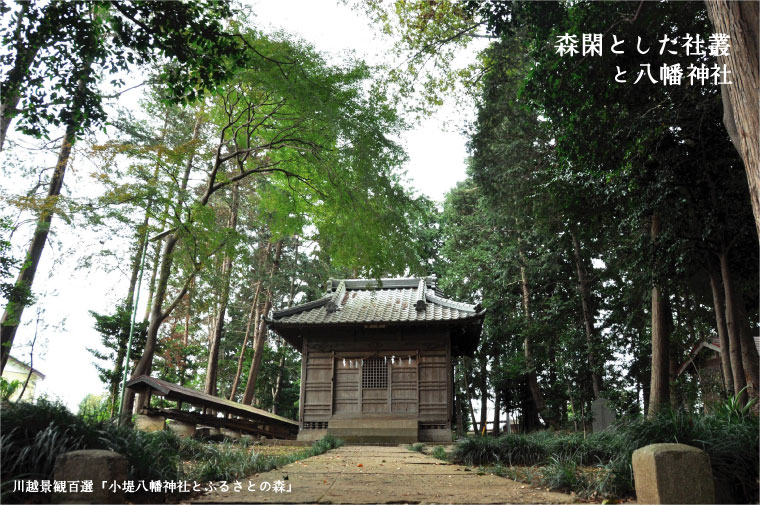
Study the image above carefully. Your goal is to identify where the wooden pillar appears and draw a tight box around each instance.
[388,354,393,412]
[330,350,335,415]
[299,336,307,427]
[446,333,453,425]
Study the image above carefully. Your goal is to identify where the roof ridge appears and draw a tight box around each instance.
[326,280,346,313]
[425,290,481,312]
[271,293,332,319]
[327,276,437,291]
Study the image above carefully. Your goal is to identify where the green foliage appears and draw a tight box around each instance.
[0,377,21,401]
[1,0,243,139]
[1,399,344,502]
[177,438,260,482]
[436,0,758,437]
[77,394,111,423]
[87,304,148,417]
[541,455,581,492]
[451,410,759,501]
[1,399,181,502]
[88,305,147,380]
[0,216,34,308]
[714,386,758,423]
[431,445,447,460]
[408,442,425,452]
[177,434,344,482]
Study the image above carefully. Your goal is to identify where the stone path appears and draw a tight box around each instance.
[189,445,575,504]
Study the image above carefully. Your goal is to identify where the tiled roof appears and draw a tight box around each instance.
[268,276,484,326]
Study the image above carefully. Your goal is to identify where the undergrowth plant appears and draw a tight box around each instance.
[1,399,343,503]
[178,434,344,482]
[450,407,758,502]
[431,446,447,460]
[408,442,425,452]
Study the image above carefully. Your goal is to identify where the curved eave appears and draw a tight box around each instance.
[267,309,486,328]
[267,309,486,357]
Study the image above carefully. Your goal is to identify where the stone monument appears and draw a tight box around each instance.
[591,397,615,432]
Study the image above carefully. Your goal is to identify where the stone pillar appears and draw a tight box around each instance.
[632,443,715,504]
[167,419,196,438]
[53,450,128,504]
[134,414,165,432]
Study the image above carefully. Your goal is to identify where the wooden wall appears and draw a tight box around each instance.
[299,327,452,426]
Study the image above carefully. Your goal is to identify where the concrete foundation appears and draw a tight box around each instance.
[326,418,418,443]
[221,428,241,439]
[297,429,328,442]
[419,428,453,442]
[166,419,195,438]
[632,443,715,504]
[53,450,128,504]
[134,414,165,432]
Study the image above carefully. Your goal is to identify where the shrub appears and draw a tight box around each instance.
[541,455,583,492]
[1,399,345,503]
[431,446,447,460]
[178,433,344,482]
[408,442,425,452]
[450,433,546,466]
[1,399,181,503]
[611,409,759,503]
[449,408,759,503]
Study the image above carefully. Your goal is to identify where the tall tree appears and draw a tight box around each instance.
[0,0,245,372]
[704,1,760,239]
[204,185,240,397]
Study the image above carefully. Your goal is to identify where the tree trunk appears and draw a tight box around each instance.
[570,231,603,398]
[461,358,479,434]
[518,248,550,425]
[455,389,465,436]
[121,111,203,418]
[242,239,283,405]
[123,233,181,416]
[0,121,76,373]
[271,346,286,415]
[228,281,261,401]
[478,352,488,435]
[142,239,162,322]
[270,238,299,414]
[204,185,240,397]
[107,219,150,417]
[182,283,192,347]
[708,264,734,393]
[492,386,501,436]
[705,1,760,240]
[17,312,40,402]
[492,351,500,435]
[732,286,759,399]
[648,213,670,416]
[718,249,748,402]
[0,0,39,151]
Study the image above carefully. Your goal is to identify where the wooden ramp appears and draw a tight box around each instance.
[125,375,299,439]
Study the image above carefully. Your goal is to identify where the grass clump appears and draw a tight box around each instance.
[541,455,583,492]
[450,408,758,503]
[408,442,425,452]
[2,399,344,503]
[1,399,181,502]
[179,433,344,482]
[431,446,447,460]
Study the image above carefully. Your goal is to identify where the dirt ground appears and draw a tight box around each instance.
[187,444,576,504]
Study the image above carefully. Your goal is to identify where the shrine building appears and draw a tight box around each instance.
[266,276,485,443]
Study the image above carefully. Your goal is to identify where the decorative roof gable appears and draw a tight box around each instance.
[268,276,484,326]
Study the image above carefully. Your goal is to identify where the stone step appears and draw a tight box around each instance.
[326,419,418,443]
